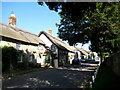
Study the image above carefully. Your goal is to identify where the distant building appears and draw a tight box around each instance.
[77,48,91,59]
[68,46,90,64]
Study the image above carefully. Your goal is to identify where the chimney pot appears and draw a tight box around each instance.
[9,11,16,26]
[48,29,52,35]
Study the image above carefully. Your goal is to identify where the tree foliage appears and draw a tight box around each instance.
[88,3,120,55]
[38,2,120,56]
[38,2,96,44]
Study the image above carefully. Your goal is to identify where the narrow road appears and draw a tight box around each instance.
[2,63,98,88]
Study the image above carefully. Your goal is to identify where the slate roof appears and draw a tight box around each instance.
[38,31,73,52]
[0,21,45,45]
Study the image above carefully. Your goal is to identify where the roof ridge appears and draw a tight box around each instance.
[0,21,37,36]
[39,30,71,51]
[0,21,45,45]
[15,27,38,36]
[44,31,66,45]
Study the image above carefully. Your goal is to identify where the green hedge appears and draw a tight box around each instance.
[2,46,19,72]
[2,46,28,72]
[2,45,43,74]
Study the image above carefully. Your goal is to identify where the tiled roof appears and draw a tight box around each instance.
[0,21,45,45]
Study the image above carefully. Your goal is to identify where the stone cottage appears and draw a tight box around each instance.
[0,13,46,67]
[38,30,73,67]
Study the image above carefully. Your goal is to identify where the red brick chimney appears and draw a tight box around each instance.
[9,11,16,26]
[48,29,52,35]
[57,35,59,39]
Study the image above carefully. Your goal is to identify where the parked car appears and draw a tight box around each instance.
[89,60,99,64]
[81,58,89,63]
[88,59,95,62]
[72,58,80,65]
[89,59,99,64]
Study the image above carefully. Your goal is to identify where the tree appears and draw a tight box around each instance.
[88,3,120,58]
[38,2,120,59]
[38,2,96,45]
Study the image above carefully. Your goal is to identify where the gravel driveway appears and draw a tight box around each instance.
[2,63,98,89]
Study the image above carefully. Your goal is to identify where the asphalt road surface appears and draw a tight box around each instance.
[2,63,98,89]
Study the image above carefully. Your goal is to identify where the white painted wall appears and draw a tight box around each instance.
[39,34,59,67]
[39,34,52,48]
[68,52,75,64]
[1,40,46,66]
[40,56,45,67]
[77,51,81,59]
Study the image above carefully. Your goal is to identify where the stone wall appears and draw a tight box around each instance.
[106,52,120,77]
[1,40,46,66]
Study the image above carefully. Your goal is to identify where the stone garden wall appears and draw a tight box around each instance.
[106,52,120,77]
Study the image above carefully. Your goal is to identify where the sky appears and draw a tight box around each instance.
[1,2,60,36]
[1,1,91,52]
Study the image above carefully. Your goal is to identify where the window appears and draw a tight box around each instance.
[18,55,23,63]
[38,45,44,50]
[29,55,33,62]
[16,44,21,50]
[51,44,57,53]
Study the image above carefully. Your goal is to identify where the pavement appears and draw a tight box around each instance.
[2,63,98,89]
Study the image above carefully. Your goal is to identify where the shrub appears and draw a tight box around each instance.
[2,46,28,72]
[2,46,19,72]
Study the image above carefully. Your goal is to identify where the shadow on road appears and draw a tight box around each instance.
[2,63,97,89]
